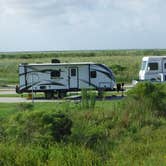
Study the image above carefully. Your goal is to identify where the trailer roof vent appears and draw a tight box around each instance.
[52,59,60,63]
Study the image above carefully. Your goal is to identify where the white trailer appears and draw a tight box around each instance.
[16,61,116,98]
[139,56,166,82]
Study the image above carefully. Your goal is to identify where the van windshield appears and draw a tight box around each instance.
[141,61,147,70]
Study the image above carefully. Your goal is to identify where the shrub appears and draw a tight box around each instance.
[3,110,72,144]
[127,82,166,116]
[42,113,72,142]
[111,64,127,74]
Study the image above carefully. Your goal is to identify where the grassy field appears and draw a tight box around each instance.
[0,55,142,85]
[0,83,166,165]
[1,50,166,165]
[0,49,166,85]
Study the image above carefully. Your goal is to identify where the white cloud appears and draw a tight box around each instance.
[0,0,166,51]
[1,0,165,28]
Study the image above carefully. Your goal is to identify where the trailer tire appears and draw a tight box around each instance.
[45,91,54,99]
[98,89,104,98]
[58,91,67,99]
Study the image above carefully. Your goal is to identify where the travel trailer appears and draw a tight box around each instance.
[139,56,166,82]
[16,60,116,98]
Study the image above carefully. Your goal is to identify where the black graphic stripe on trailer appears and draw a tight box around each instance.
[19,80,65,91]
[19,69,65,76]
[95,64,115,80]
[80,79,98,89]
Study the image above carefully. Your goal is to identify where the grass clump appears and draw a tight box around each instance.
[127,82,166,116]
[81,89,96,110]
[1,110,72,144]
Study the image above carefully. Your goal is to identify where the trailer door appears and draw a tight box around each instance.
[69,68,78,89]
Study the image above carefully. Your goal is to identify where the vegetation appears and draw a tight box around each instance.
[1,50,166,164]
[0,49,166,84]
[0,82,166,165]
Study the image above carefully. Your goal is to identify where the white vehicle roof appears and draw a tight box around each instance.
[19,62,96,66]
[143,56,166,61]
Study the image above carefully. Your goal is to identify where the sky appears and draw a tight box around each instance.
[0,0,166,52]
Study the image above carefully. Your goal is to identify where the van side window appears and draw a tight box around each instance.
[90,71,97,78]
[51,70,60,78]
[148,63,158,70]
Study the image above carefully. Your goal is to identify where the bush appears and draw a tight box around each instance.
[42,113,72,141]
[3,110,72,144]
[111,64,127,74]
[127,82,166,116]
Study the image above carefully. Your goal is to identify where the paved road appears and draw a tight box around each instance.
[0,97,65,103]
[0,90,16,94]
[0,85,131,103]
[0,97,29,103]
[0,89,58,103]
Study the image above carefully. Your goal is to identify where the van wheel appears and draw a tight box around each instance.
[150,78,156,82]
[45,91,54,99]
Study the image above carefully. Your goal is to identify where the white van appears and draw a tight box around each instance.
[139,56,166,82]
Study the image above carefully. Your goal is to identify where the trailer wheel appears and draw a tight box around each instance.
[45,91,54,99]
[58,91,67,99]
[98,89,104,98]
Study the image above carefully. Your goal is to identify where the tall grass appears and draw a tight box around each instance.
[0,83,166,165]
[81,89,96,110]
[0,143,102,166]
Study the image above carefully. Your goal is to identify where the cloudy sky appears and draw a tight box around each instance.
[0,0,166,52]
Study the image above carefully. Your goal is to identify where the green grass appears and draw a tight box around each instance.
[0,54,142,84]
[0,103,18,118]
[0,83,166,165]
[1,50,166,165]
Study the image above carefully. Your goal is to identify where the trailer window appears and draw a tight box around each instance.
[70,68,76,76]
[90,71,97,78]
[51,70,60,78]
[148,63,158,71]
